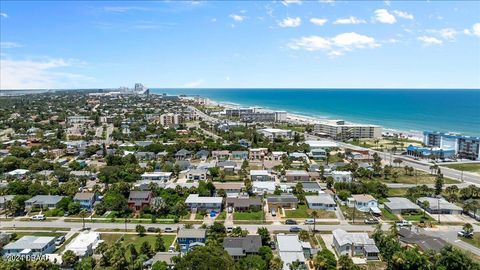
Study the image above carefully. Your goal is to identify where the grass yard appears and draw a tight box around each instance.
[284,205,336,219]
[442,163,480,174]
[215,211,226,221]
[372,168,459,185]
[101,233,123,244]
[101,234,176,257]
[460,232,480,249]
[233,210,264,221]
[381,208,398,221]
[340,205,372,222]
[387,188,408,197]
[12,231,64,240]
[402,212,434,222]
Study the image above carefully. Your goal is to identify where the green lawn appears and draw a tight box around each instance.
[195,212,205,220]
[387,188,408,197]
[442,163,480,174]
[402,212,434,222]
[284,205,336,219]
[233,210,264,221]
[101,234,176,257]
[381,208,398,221]
[460,232,480,249]
[368,168,459,185]
[12,231,64,240]
[101,233,123,244]
[215,211,226,221]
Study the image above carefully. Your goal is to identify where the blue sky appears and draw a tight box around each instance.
[1,0,479,89]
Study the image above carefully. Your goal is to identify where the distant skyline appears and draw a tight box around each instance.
[1,0,479,89]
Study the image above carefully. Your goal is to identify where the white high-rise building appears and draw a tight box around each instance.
[159,113,183,127]
[314,120,382,140]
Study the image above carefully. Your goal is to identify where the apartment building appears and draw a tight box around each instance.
[314,120,382,140]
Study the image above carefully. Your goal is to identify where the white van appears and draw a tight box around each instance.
[304,219,315,225]
[31,214,46,221]
[271,209,276,216]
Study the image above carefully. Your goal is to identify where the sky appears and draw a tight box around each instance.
[1,0,479,89]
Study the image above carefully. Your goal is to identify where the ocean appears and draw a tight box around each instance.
[151,89,480,135]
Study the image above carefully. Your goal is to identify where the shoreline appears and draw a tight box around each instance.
[193,95,424,142]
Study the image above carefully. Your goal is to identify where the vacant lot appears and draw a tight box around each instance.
[442,163,480,174]
[284,205,336,219]
[233,210,264,221]
[369,168,459,185]
[101,233,176,256]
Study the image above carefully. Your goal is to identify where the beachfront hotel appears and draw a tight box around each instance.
[224,108,287,123]
[314,120,382,140]
[421,131,480,160]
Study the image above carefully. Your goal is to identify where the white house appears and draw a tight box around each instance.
[64,231,103,257]
[333,229,379,260]
[348,194,380,214]
[277,234,310,270]
[306,194,336,211]
[331,171,353,183]
[187,168,208,181]
[141,172,173,182]
[252,181,276,194]
[185,194,223,212]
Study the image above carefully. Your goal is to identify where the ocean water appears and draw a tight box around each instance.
[151,89,480,135]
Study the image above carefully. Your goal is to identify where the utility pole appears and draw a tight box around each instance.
[437,197,441,224]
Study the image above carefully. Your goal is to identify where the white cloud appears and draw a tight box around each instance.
[0,13,7,18]
[334,16,366,25]
[438,28,457,40]
[279,17,301,28]
[211,18,217,23]
[393,10,414,20]
[310,18,327,26]
[288,32,379,56]
[182,79,205,88]
[0,42,23,49]
[0,58,93,89]
[374,9,396,24]
[417,36,443,46]
[282,0,302,6]
[230,14,245,22]
[464,23,480,37]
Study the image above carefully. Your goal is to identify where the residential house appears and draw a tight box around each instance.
[128,191,153,211]
[187,168,208,181]
[266,194,299,209]
[2,236,56,256]
[70,171,97,180]
[289,152,308,160]
[0,195,14,209]
[223,235,262,259]
[299,182,322,193]
[175,149,192,160]
[306,193,336,211]
[195,150,210,160]
[384,197,421,215]
[25,195,65,210]
[332,229,379,260]
[417,197,463,215]
[64,231,102,257]
[175,160,191,171]
[144,252,181,270]
[141,172,173,182]
[226,197,263,212]
[185,194,223,212]
[238,139,251,148]
[249,148,269,160]
[5,169,29,179]
[217,161,238,173]
[214,182,245,197]
[331,171,353,183]
[73,192,96,211]
[271,151,286,161]
[135,151,156,161]
[308,148,327,159]
[250,170,272,181]
[285,170,310,182]
[398,228,447,252]
[177,229,207,253]
[277,234,310,270]
[348,194,380,214]
[257,128,292,140]
[231,151,248,160]
[212,150,231,160]
[252,182,276,195]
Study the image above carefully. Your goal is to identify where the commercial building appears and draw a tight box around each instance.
[2,236,56,256]
[422,131,480,160]
[314,120,382,140]
[257,128,293,140]
[159,113,183,127]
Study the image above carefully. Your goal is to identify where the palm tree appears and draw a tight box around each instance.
[421,200,430,219]
[311,210,319,233]
[79,210,88,230]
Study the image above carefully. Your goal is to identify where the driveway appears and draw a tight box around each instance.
[319,234,338,259]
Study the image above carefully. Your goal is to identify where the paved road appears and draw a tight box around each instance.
[423,226,480,256]
[188,105,221,124]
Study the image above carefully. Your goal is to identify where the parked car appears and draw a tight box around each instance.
[168,245,175,252]
[289,226,302,232]
[304,219,315,225]
[269,240,276,250]
[396,220,412,227]
[54,236,65,246]
[164,227,174,233]
[226,227,233,233]
[227,207,233,213]
[147,227,160,233]
[31,214,46,221]
[364,218,379,224]
[271,209,276,216]
[285,219,297,225]
[457,230,473,238]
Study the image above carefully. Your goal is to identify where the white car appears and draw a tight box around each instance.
[271,209,276,217]
[31,214,46,221]
[395,220,412,227]
[304,219,315,225]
